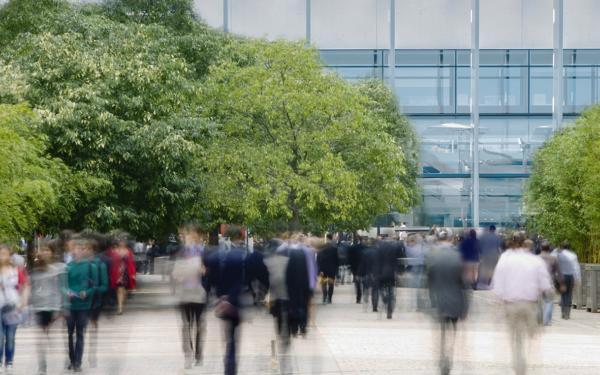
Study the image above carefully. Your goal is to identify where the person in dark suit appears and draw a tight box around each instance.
[378,239,399,319]
[365,241,381,312]
[348,238,367,304]
[317,234,338,304]
[206,227,246,375]
[428,232,468,375]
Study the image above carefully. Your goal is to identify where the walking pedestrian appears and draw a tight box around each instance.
[85,239,108,368]
[173,226,207,369]
[428,231,467,375]
[65,239,98,372]
[0,244,30,374]
[378,238,398,319]
[459,229,481,290]
[492,233,552,375]
[348,237,366,304]
[317,234,338,305]
[538,241,565,325]
[31,240,67,375]
[206,226,246,375]
[480,225,502,286]
[146,240,158,275]
[109,238,136,315]
[551,242,581,319]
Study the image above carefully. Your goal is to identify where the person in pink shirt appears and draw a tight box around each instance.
[492,233,552,375]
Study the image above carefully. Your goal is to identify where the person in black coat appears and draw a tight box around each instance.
[365,241,381,312]
[428,234,468,375]
[378,239,399,319]
[317,234,339,304]
[348,238,366,303]
[205,227,246,375]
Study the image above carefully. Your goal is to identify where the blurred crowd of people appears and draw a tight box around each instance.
[0,223,584,375]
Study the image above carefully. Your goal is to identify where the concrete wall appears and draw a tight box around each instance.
[193,0,600,50]
[3,0,600,49]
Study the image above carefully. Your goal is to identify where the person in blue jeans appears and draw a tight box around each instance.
[538,241,565,325]
[0,244,31,374]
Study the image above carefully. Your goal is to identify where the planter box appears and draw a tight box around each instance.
[574,263,588,309]
[585,264,600,313]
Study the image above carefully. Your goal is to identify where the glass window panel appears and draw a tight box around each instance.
[571,50,600,66]
[480,67,528,113]
[457,50,471,66]
[480,50,528,66]
[388,50,455,66]
[456,67,471,113]
[478,117,552,174]
[565,66,598,112]
[530,50,553,65]
[530,67,553,113]
[386,67,455,114]
[479,178,526,227]
[334,67,381,81]
[417,178,473,227]
[413,118,472,175]
[319,50,377,67]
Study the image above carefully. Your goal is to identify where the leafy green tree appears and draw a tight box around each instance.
[200,39,418,234]
[0,0,229,240]
[524,104,600,263]
[0,103,103,242]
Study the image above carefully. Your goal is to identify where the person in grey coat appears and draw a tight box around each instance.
[428,232,468,375]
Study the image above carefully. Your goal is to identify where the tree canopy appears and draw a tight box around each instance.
[0,0,420,241]
[200,39,419,236]
[0,103,104,242]
[524,104,600,263]
[0,0,231,240]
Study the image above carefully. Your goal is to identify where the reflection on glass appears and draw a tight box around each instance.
[333,67,381,81]
[389,50,455,66]
[565,67,598,113]
[388,67,455,114]
[478,118,553,174]
[417,178,473,227]
[319,50,377,67]
[413,118,472,175]
[479,67,528,113]
[479,178,526,227]
[530,67,553,113]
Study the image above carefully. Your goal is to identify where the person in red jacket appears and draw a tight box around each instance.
[109,238,136,315]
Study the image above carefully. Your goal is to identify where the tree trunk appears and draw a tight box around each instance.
[26,236,35,272]
[289,202,299,232]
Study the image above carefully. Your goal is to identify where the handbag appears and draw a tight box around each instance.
[0,274,23,326]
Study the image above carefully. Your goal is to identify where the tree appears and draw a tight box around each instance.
[200,39,418,235]
[0,0,230,240]
[524,104,600,263]
[0,103,102,242]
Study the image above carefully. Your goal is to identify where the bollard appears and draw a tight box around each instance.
[270,339,278,370]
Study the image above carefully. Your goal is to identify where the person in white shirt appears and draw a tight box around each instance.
[492,233,552,375]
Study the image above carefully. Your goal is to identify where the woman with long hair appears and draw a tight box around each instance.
[0,244,31,373]
[31,240,67,375]
[109,238,136,315]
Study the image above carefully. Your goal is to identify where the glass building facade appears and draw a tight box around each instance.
[321,49,600,228]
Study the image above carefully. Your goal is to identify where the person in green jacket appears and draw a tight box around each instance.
[84,238,108,369]
[64,239,98,372]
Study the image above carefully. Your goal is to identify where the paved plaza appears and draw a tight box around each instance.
[11,275,600,374]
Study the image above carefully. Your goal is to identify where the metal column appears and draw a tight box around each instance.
[223,0,229,32]
[553,0,564,129]
[471,0,480,228]
[389,0,395,88]
[306,0,311,45]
